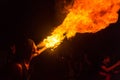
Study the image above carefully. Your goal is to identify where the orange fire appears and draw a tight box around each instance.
[38,0,120,49]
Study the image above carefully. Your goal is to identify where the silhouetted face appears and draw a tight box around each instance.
[32,42,37,53]
[103,56,110,64]
[10,44,16,54]
[28,39,40,60]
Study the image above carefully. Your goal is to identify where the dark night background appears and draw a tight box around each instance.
[0,0,120,79]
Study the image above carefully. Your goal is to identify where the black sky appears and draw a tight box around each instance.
[0,0,57,49]
[0,0,120,57]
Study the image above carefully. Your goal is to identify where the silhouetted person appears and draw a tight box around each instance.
[6,40,16,64]
[0,38,43,80]
[98,56,120,80]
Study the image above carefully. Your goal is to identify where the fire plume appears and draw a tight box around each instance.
[38,0,120,49]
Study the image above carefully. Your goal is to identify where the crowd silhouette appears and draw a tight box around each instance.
[0,34,120,80]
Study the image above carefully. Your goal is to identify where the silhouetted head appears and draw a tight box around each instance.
[103,56,110,65]
[15,38,37,63]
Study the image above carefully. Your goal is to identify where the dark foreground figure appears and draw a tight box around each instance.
[0,38,41,80]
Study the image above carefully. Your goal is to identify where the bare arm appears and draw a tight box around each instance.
[8,63,23,80]
[37,47,47,54]
[32,47,47,58]
[101,61,120,72]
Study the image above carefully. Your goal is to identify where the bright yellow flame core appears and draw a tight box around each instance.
[41,0,120,48]
[43,33,65,48]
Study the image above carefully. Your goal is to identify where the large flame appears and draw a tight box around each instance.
[38,0,120,49]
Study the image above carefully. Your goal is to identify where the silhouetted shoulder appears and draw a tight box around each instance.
[0,63,23,80]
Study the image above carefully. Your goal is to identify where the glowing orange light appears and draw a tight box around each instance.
[39,0,120,49]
